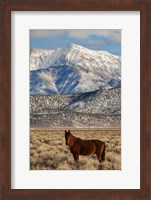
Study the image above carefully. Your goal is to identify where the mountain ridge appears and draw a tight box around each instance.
[30,43,121,95]
[30,87,121,128]
[30,43,120,71]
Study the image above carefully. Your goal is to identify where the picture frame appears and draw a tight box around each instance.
[0,0,150,199]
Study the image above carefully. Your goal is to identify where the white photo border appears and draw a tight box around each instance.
[11,11,140,189]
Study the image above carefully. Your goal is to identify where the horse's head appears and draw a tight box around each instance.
[65,130,72,146]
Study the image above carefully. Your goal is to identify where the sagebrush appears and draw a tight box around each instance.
[30,129,121,170]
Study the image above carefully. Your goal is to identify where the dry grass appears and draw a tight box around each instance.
[30,129,121,170]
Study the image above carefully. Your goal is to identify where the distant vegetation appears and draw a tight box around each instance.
[30,129,121,170]
[30,88,121,128]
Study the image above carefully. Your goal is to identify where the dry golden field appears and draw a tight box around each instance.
[30,129,121,170]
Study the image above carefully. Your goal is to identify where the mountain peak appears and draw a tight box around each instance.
[66,43,76,47]
[30,43,121,95]
[63,43,84,51]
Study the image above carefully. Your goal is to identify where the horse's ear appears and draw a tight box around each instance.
[69,130,70,134]
[65,130,67,134]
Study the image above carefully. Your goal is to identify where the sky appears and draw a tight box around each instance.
[30,29,121,56]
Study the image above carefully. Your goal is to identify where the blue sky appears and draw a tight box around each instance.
[30,29,121,56]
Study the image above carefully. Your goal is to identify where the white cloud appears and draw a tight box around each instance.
[68,30,121,43]
[30,30,66,39]
[30,29,121,45]
[86,40,107,46]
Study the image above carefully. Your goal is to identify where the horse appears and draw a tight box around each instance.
[65,130,105,163]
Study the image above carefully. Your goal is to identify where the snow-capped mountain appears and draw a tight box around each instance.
[30,43,121,95]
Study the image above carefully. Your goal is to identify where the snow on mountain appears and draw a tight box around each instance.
[30,87,121,128]
[30,48,54,70]
[30,43,121,95]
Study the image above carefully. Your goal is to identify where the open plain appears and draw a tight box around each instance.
[30,128,121,170]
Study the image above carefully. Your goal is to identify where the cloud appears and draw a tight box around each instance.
[68,30,121,43]
[30,29,121,44]
[30,30,66,39]
[86,39,109,47]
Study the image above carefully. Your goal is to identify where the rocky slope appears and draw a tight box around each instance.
[30,87,121,128]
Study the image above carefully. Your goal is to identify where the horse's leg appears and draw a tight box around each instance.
[96,152,102,163]
[73,153,79,162]
[96,145,104,163]
[72,153,80,169]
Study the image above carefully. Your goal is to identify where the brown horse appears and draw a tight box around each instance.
[65,130,105,163]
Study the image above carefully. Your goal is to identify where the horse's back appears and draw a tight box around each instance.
[93,139,104,146]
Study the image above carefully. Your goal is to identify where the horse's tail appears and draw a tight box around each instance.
[102,143,105,161]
